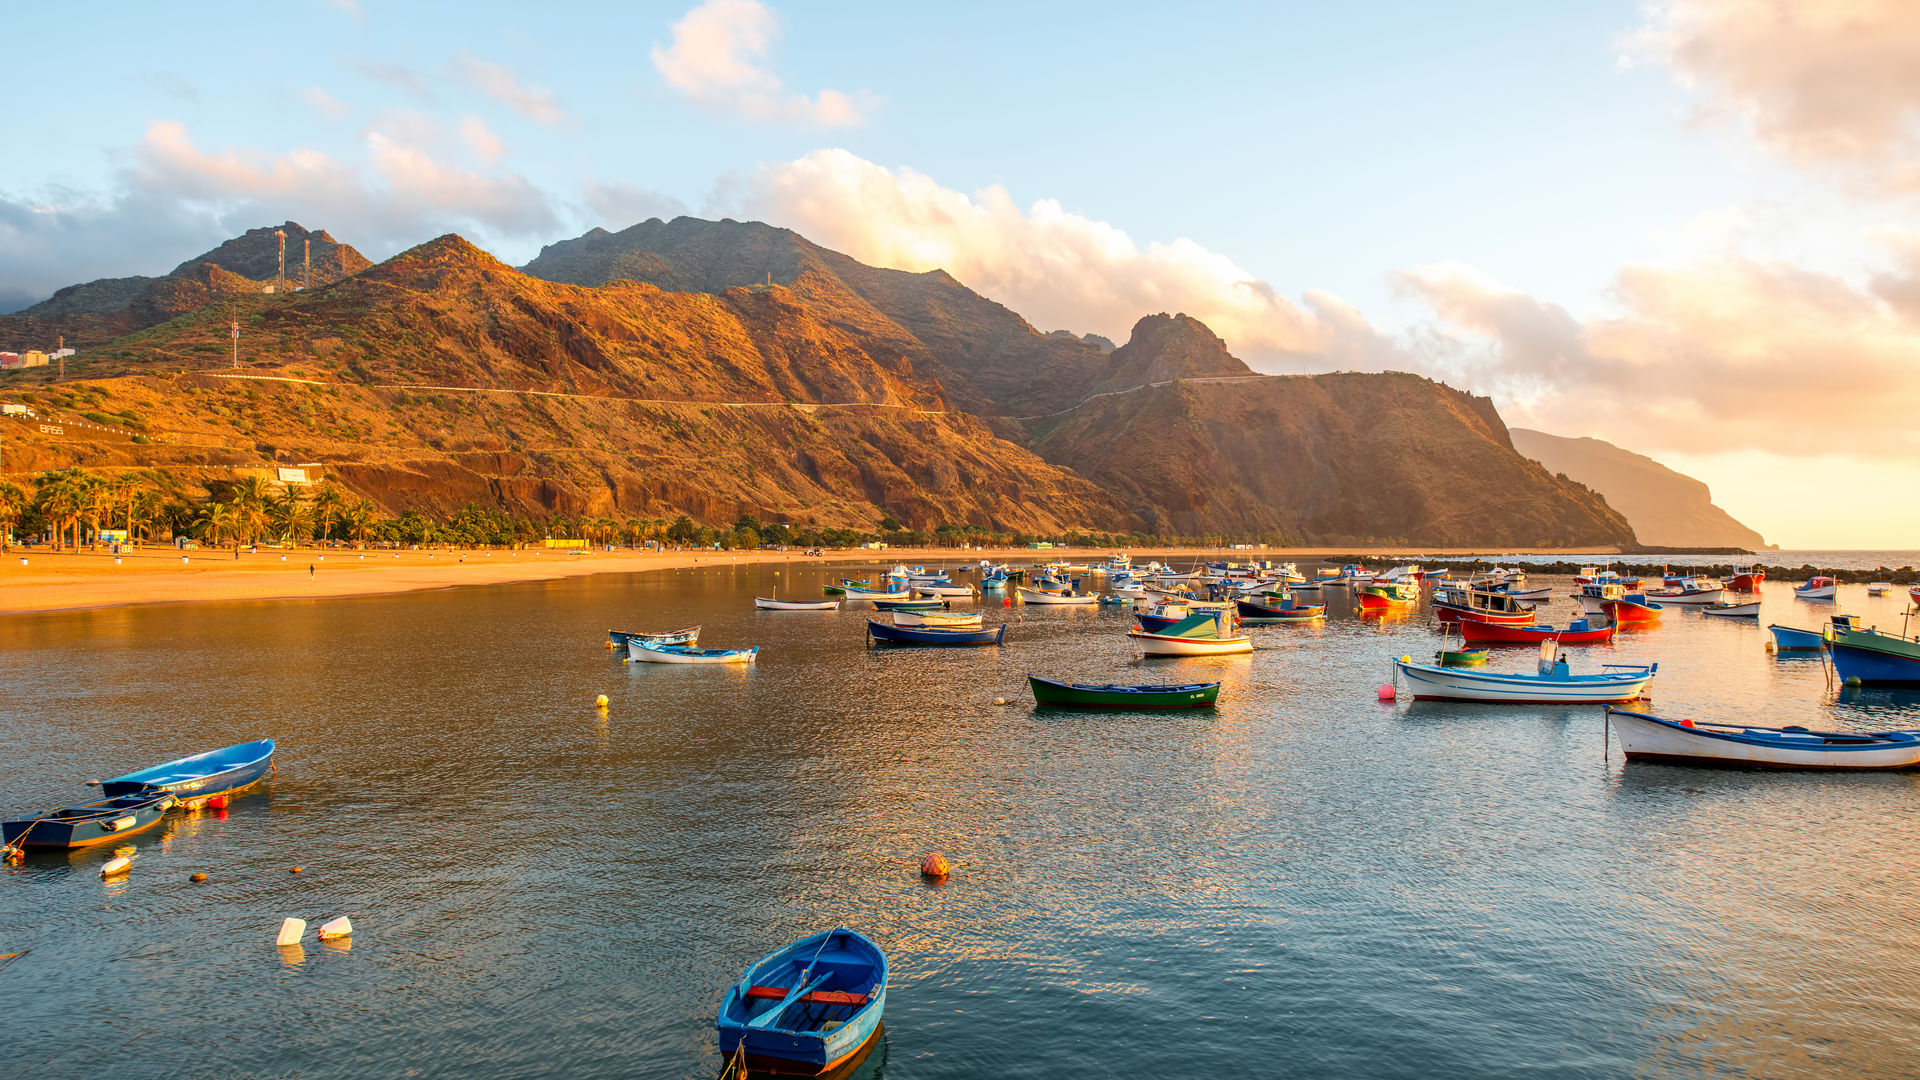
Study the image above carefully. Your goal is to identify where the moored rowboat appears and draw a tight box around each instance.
[1017,586,1101,604]
[2,792,177,850]
[1028,675,1221,708]
[1701,600,1761,618]
[890,610,983,627]
[1393,644,1656,703]
[754,596,840,610]
[609,626,699,648]
[1768,624,1825,650]
[628,641,758,664]
[866,620,1006,646]
[718,928,887,1075]
[1457,617,1617,645]
[100,740,276,799]
[1607,708,1920,769]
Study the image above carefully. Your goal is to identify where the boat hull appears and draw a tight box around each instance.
[1600,598,1662,625]
[1643,588,1726,605]
[1028,676,1220,708]
[755,597,840,610]
[1768,624,1825,650]
[1702,602,1761,618]
[1457,621,1617,645]
[1827,628,1920,684]
[1017,587,1099,604]
[627,643,758,664]
[1394,661,1654,703]
[609,627,699,648]
[3,793,177,849]
[99,739,275,799]
[889,610,982,627]
[1126,631,1253,656]
[1608,709,1920,769]
[866,621,1006,646]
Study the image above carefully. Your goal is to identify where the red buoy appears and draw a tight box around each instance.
[207,795,230,809]
[920,853,951,878]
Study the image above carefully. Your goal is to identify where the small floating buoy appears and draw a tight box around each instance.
[317,916,352,940]
[190,872,208,883]
[101,856,132,877]
[276,918,307,946]
[993,697,1007,706]
[1764,640,1777,653]
[1377,683,1396,701]
[595,694,610,708]
[290,866,303,874]
[1845,675,1863,686]
[920,853,951,878]
[207,795,229,810]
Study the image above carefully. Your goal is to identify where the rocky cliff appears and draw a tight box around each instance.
[1511,428,1766,549]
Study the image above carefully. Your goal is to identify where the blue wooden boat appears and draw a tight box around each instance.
[1827,621,1920,685]
[3,791,176,850]
[1768,624,1825,650]
[608,626,698,648]
[866,619,1006,646]
[100,739,275,798]
[1608,708,1920,769]
[718,927,887,1075]
[1134,610,1186,633]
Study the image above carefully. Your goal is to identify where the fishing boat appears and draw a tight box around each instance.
[1574,566,1642,589]
[1127,610,1253,657]
[2,791,177,850]
[1600,594,1663,626]
[628,641,759,664]
[1028,675,1221,708]
[1357,582,1420,610]
[1643,577,1727,605]
[717,927,887,1075]
[866,620,1006,646]
[1793,576,1838,600]
[1456,616,1618,645]
[1016,586,1100,605]
[1573,582,1627,615]
[1607,708,1920,769]
[608,626,699,649]
[1393,643,1656,703]
[912,584,977,598]
[1437,646,1491,666]
[1431,584,1536,624]
[871,597,945,612]
[842,587,912,601]
[1235,594,1325,622]
[1826,620,1920,684]
[1702,600,1761,618]
[1727,564,1766,591]
[1768,624,1826,650]
[99,740,276,799]
[755,596,841,611]
[1911,585,1920,608]
[1869,582,1896,596]
[891,610,984,628]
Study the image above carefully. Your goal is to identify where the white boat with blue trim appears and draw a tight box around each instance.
[1394,642,1655,703]
[1608,708,1920,769]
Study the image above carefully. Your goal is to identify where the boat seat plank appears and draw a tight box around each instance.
[745,973,831,1028]
[746,986,869,1006]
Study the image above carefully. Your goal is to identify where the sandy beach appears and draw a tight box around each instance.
[0,543,1568,616]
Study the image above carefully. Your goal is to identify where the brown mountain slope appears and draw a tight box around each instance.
[47,235,1127,532]
[1511,428,1767,549]
[1027,364,1636,546]
[2,222,370,351]
[521,216,1126,415]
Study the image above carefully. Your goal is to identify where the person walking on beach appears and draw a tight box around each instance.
[309,564,315,577]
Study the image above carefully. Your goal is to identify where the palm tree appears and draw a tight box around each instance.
[344,498,377,546]
[228,474,272,547]
[194,501,234,547]
[128,488,166,541]
[33,469,86,551]
[81,476,115,549]
[311,482,346,544]
[106,472,147,534]
[0,481,26,548]
[269,490,313,542]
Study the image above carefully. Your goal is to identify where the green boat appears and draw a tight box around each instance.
[1437,646,1490,666]
[1028,675,1221,709]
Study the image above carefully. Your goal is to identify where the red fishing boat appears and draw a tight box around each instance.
[1458,616,1619,645]
[1727,564,1765,590]
[1601,594,1663,626]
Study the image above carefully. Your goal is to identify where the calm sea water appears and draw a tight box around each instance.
[2,563,1918,1079]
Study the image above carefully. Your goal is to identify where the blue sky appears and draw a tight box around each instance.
[4,1,1918,546]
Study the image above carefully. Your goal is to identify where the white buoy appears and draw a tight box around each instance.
[317,916,353,940]
[276,917,307,947]
[100,856,132,877]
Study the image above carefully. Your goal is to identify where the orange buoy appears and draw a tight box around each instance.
[1679,718,1696,728]
[920,853,951,878]
[207,795,229,809]
[1377,683,1396,701]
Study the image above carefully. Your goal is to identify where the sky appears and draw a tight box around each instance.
[3,0,1917,548]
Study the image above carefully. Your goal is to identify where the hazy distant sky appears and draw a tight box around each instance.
[4,0,1917,547]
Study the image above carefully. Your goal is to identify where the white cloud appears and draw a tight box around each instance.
[582,181,688,227]
[1636,0,1920,192]
[1396,248,1920,458]
[652,0,870,127]
[300,87,350,122]
[725,148,1381,365]
[458,115,504,167]
[452,52,570,127]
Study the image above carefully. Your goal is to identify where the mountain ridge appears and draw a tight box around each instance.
[1510,428,1767,549]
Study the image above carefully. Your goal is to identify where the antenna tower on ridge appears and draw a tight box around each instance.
[275,229,286,292]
